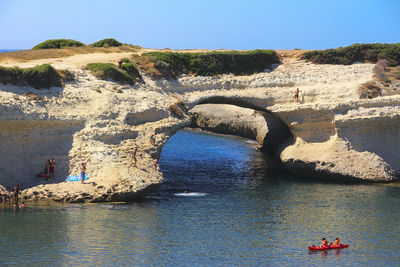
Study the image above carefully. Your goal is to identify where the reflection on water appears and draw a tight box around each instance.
[0,129,400,266]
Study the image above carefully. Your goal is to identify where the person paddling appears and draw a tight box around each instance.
[319,238,329,247]
[332,238,340,246]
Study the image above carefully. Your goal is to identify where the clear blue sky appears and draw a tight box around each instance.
[1,0,399,50]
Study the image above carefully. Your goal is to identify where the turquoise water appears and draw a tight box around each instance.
[1,129,400,266]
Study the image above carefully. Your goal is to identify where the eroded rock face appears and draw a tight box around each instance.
[280,137,396,182]
[0,120,84,188]
[0,69,190,203]
[125,108,169,126]
[277,101,400,182]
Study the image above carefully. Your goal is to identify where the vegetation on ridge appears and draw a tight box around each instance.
[138,50,280,79]
[0,64,62,89]
[302,43,400,66]
[32,39,85,50]
[90,38,123,47]
[87,59,142,85]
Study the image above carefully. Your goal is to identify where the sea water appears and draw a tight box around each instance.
[0,129,399,266]
[0,49,21,53]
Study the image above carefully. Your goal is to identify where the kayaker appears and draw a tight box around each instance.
[332,238,340,246]
[319,238,329,247]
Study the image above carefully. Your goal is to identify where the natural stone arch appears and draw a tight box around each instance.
[186,96,294,155]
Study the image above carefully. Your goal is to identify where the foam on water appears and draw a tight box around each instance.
[174,192,208,197]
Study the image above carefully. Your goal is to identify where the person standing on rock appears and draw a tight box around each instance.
[294,88,301,102]
[80,163,86,184]
[13,184,20,206]
[1,191,9,206]
[150,133,156,146]
[49,158,56,179]
[154,158,158,170]
[132,148,138,167]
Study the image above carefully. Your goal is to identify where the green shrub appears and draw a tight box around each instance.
[90,38,123,47]
[121,62,142,82]
[142,50,280,77]
[302,43,400,66]
[32,39,85,50]
[87,59,142,85]
[0,64,62,89]
[121,58,131,63]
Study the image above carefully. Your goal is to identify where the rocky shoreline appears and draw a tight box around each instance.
[1,50,399,203]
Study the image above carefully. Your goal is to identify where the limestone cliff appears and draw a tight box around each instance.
[0,50,399,203]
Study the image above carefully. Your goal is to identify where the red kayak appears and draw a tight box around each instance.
[308,244,349,251]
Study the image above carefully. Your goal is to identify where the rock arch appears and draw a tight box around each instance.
[187,96,294,155]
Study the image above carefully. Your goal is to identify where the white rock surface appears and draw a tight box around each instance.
[0,51,399,202]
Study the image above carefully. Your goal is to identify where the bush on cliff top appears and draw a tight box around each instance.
[302,43,400,66]
[32,39,85,50]
[141,50,280,78]
[87,59,142,85]
[90,38,123,48]
[0,64,62,89]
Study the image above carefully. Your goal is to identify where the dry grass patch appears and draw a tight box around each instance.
[168,100,188,119]
[359,60,400,99]
[359,81,382,99]
[130,54,166,79]
[0,45,140,63]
